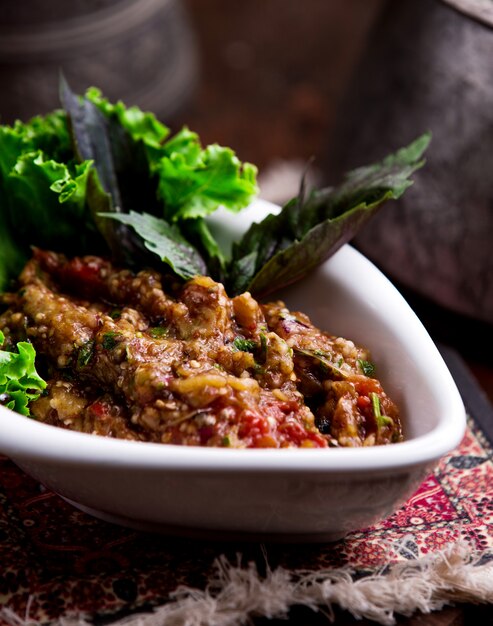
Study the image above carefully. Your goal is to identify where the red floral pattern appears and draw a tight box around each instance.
[0,416,492,624]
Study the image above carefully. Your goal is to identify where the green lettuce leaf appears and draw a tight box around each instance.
[0,110,72,171]
[5,151,98,250]
[0,81,428,306]
[86,88,258,222]
[156,134,259,221]
[86,86,170,151]
[0,111,104,290]
[0,331,46,417]
[227,133,431,297]
[63,80,258,275]
[0,212,24,293]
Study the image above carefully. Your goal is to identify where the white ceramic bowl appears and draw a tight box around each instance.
[0,201,466,541]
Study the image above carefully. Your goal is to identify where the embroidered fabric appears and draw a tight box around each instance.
[0,352,492,625]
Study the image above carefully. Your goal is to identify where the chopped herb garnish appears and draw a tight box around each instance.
[358,359,375,377]
[110,309,122,320]
[259,333,268,362]
[222,436,231,447]
[370,392,393,429]
[77,340,95,367]
[233,337,257,352]
[149,327,168,339]
[293,347,348,380]
[102,331,122,350]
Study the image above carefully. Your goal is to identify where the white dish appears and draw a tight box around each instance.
[0,200,466,541]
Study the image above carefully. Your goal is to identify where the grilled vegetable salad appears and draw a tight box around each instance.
[0,79,429,444]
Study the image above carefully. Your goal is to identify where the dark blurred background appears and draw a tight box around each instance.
[1,0,492,380]
[0,0,383,166]
[177,0,384,170]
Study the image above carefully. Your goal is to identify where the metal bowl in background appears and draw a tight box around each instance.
[326,0,493,328]
[0,0,198,123]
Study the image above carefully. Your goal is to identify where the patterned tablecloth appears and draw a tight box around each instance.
[1,348,492,624]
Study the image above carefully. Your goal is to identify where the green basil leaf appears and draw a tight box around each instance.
[60,77,161,264]
[227,133,430,297]
[100,211,207,280]
[181,217,227,281]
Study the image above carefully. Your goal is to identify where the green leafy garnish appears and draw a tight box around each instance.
[233,337,257,352]
[293,347,348,379]
[226,133,430,297]
[85,86,170,150]
[59,78,257,278]
[370,392,393,429]
[77,340,95,367]
[80,91,259,223]
[0,110,103,290]
[258,333,268,363]
[358,359,375,377]
[102,332,122,350]
[100,211,207,280]
[84,86,258,220]
[156,136,259,222]
[148,327,168,339]
[0,81,429,422]
[0,85,428,337]
[59,77,163,265]
[0,331,47,416]
[0,79,427,295]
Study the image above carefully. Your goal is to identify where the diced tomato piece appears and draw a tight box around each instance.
[357,395,371,409]
[199,426,214,445]
[89,401,108,418]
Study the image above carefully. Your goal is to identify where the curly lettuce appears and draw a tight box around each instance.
[0,112,103,290]
[0,331,46,417]
[85,87,258,222]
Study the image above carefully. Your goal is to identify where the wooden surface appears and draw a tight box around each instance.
[178,1,493,623]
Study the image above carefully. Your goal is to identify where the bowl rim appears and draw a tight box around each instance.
[0,239,466,475]
[0,405,465,473]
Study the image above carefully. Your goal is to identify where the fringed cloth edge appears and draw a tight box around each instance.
[2,541,493,626]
